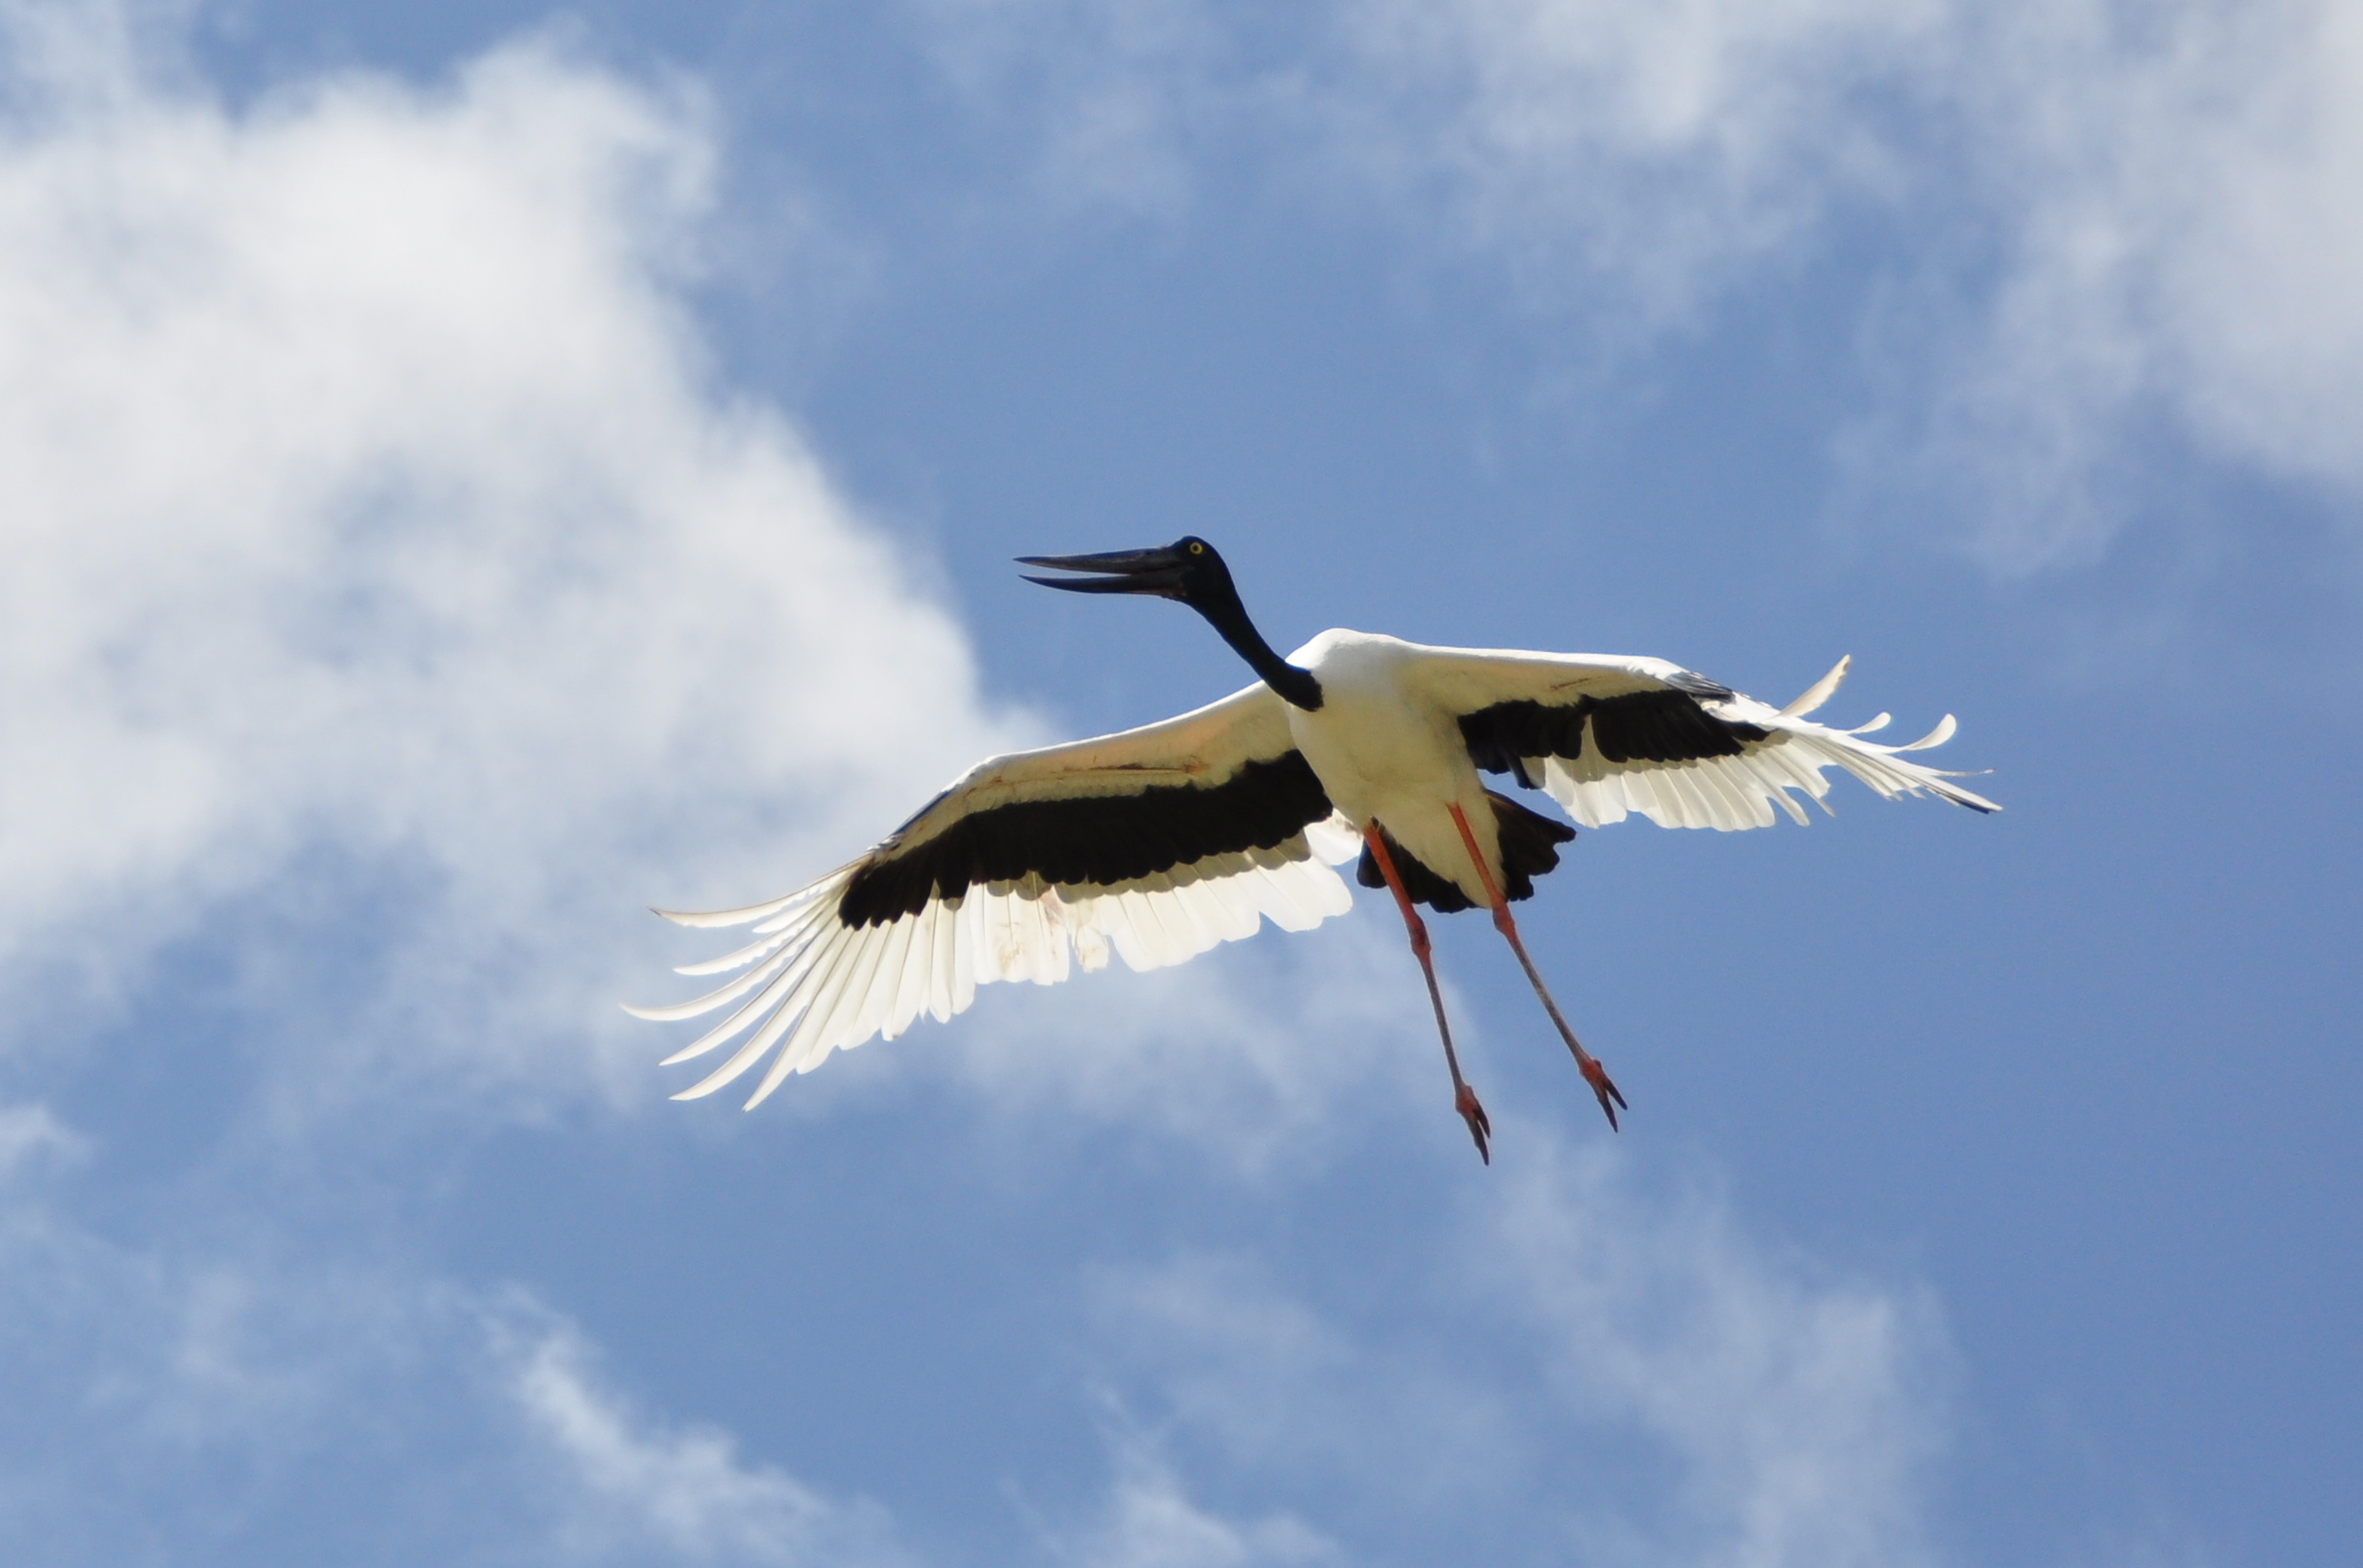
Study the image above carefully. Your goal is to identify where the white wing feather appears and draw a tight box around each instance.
[1404,646,1999,833]
[1781,654,1850,717]
[629,684,1357,1106]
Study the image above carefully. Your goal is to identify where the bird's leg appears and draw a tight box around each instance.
[1446,803,1627,1131]
[1363,823,1492,1164]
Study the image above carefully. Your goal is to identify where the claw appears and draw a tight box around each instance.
[1456,1082,1493,1165]
[1444,801,1632,1140]
[1580,1057,1626,1132]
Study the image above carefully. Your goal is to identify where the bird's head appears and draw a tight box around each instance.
[1017,535,1319,708]
[1016,537,1236,608]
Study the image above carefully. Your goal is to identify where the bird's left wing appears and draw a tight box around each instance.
[1405,646,1999,831]
[629,683,1359,1107]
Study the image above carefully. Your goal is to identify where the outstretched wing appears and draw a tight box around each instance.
[629,684,1358,1107]
[1409,647,1999,830]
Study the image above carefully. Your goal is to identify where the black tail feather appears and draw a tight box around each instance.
[1355,793,1576,913]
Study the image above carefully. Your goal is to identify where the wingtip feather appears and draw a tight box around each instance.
[1780,655,1850,717]
[1897,712,1958,751]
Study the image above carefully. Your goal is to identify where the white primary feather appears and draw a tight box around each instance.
[629,678,1358,1107]
[1541,696,1996,832]
[632,827,1356,1107]
[1397,644,1997,834]
[1781,655,1850,717]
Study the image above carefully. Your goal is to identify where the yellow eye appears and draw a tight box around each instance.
[1188,542,1204,554]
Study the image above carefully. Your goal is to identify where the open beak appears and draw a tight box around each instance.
[1016,545,1191,598]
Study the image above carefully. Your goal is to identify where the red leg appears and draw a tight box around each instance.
[1447,803,1627,1131]
[1363,824,1492,1164]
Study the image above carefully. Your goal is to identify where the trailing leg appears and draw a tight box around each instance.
[1363,823,1492,1163]
[1446,803,1627,1131]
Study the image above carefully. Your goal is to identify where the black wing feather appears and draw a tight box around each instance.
[838,753,1335,928]
[1459,687,1769,775]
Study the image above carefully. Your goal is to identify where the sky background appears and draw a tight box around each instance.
[1,1,2357,1563]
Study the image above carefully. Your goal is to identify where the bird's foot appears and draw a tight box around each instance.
[1580,1057,1627,1132]
[1456,1082,1493,1165]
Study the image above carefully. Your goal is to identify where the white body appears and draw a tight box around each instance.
[1286,630,1502,905]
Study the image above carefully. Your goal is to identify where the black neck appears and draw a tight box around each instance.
[1193,588,1323,710]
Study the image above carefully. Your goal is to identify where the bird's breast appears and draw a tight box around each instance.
[1287,677,1469,827]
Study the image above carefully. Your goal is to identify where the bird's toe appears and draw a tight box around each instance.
[1455,1082,1493,1165]
[1580,1057,1626,1131]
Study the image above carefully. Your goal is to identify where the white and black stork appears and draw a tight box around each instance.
[632,538,1996,1161]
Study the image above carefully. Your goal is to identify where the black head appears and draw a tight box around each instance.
[1017,536,1321,709]
[1016,537,1236,607]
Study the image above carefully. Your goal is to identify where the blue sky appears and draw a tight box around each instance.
[1,1,2356,1563]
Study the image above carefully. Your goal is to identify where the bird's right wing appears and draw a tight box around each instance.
[1404,646,1999,830]
[628,683,1360,1107]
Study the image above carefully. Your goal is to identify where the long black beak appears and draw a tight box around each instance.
[1016,546,1190,598]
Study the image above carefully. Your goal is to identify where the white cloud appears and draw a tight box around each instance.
[915,0,1233,223]
[1337,0,2363,563]
[509,1319,914,1566]
[1049,1419,1339,1568]
[1905,0,2363,568]
[1328,0,1942,327]
[923,920,1441,1176]
[1086,1137,1947,1567]
[1479,1142,1946,1568]
[0,10,1024,1112]
[909,0,1944,322]
[914,1,2363,570]
[0,1185,908,1566]
[0,1099,79,1176]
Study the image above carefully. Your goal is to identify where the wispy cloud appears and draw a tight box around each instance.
[1479,1143,1947,1568]
[0,1185,909,1566]
[910,0,2363,571]
[1046,1415,1341,1567]
[0,1099,79,1176]
[1083,1136,1949,1567]
[921,921,1441,1176]
[0,12,1025,1116]
[1889,0,2363,569]
[905,0,1942,318]
[1326,0,1943,332]
[914,0,1243,224]
[0,22,977,1549]
[507,1318,915,1565]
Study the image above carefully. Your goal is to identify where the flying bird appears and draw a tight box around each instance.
[632,538,1996,1161]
